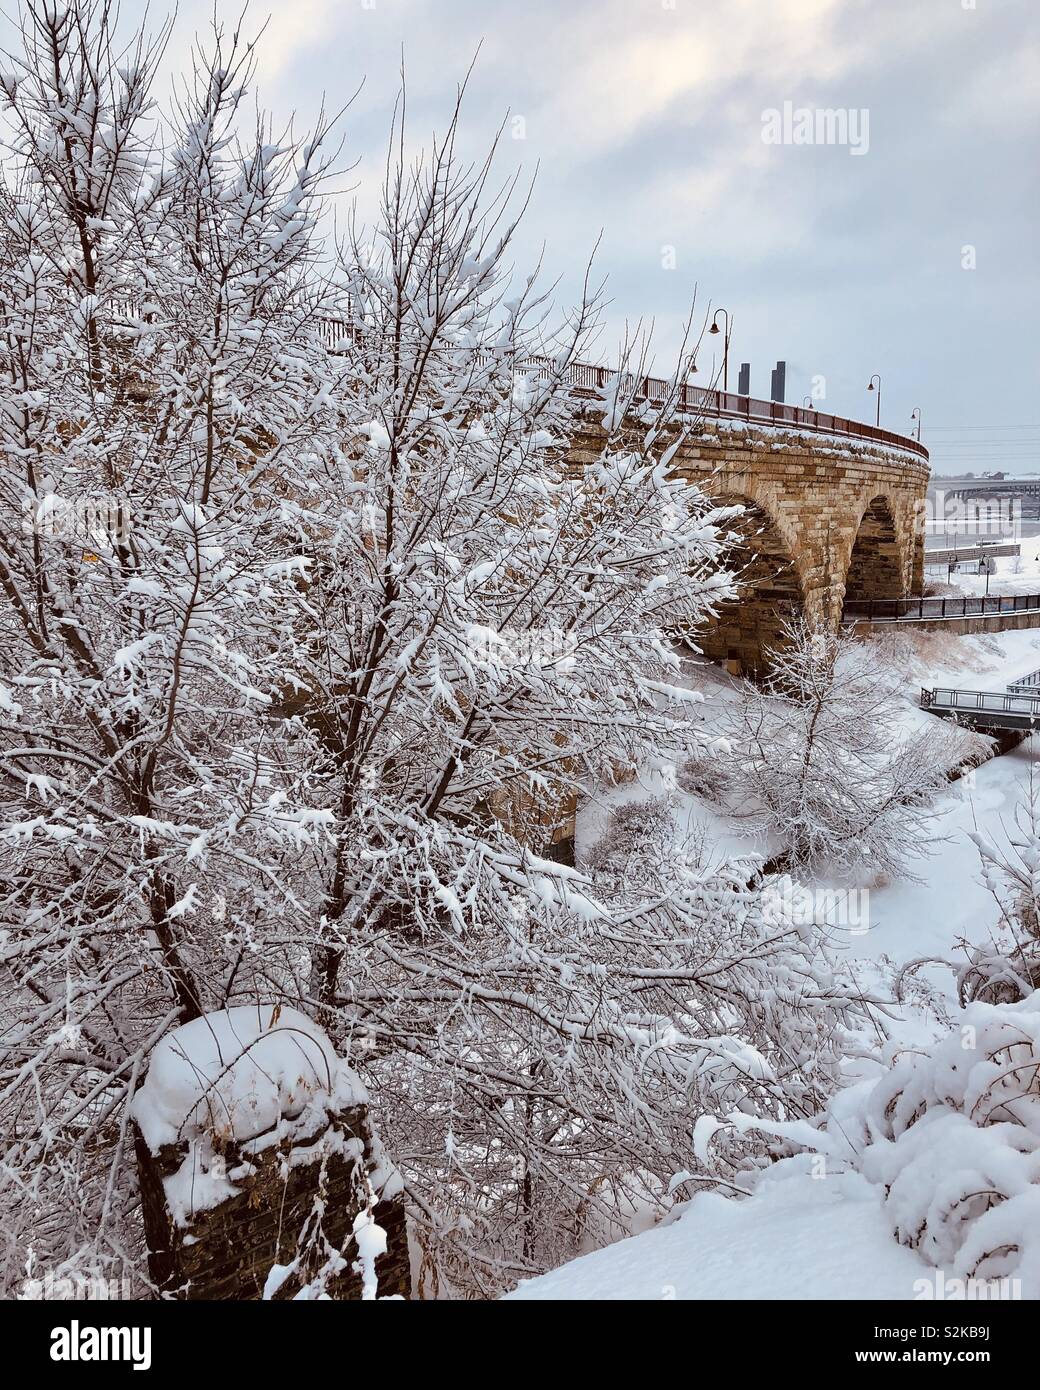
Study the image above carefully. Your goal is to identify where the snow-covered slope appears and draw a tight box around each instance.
[505,1170,928,1301]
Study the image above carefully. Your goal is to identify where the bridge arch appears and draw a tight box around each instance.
[697,495,805,677]
[843,494,907,604]
[566,412,929,675]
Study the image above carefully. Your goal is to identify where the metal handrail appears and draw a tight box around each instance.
[1007,669,1040,694]
[921,685,1040,717]
[844,593,1040,623]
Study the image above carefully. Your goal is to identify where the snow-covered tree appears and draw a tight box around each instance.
[0,1,878,1297]
[362,799,875,1294]
[0,1,347,1289]
[721,617,972,880]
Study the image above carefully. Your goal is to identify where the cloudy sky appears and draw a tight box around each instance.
[14,0,1040,470]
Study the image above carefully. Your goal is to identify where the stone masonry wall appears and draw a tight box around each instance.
[134,1102,410,1300]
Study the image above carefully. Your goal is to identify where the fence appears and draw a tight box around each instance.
[921,685,1040,728]
[1007,668,1040,694]
[844,593,1040,623]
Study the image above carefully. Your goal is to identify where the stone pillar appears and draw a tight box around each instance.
[134,1101,410,1300]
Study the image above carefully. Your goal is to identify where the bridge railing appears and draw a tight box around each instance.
[921,686,1040,719]
[112,301,927,462]
[947,482,1040,498]
[844,593,1040,623]
[1007,668,1040,694]
[632,382,928,460]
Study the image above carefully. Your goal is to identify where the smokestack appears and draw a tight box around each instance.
[769,360,786,404]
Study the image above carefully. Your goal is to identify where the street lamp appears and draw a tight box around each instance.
[910,407,922,441]
[802,395,816,411]
[866,373,882,427]
[980,555,994,597]
[709,309,732,393]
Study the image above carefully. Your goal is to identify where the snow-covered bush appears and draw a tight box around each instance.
[678,750,732,803]
[708,991,1040,1296]
[844,992,1040,1293]
[581,795,688,888]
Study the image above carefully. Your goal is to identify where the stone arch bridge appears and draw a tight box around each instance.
[565,380,929,675]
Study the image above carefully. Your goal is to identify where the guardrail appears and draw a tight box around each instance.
[316,319,929,462]
[921,685,1040,729]
[844,594,1040,623]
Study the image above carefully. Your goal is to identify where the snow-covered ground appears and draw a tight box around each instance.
[506,1171,930,1301]
[852,738,1032,968]
[512,626,1040,1301]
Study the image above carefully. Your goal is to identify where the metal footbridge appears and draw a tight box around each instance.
[920,668,1040,731]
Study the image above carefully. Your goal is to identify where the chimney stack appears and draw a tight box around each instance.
[769,360,786,404]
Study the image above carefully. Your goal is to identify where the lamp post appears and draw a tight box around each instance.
[802,395,816,411]
[709,309,732,393]
[910,407,922,441]
[866,373,882,427]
